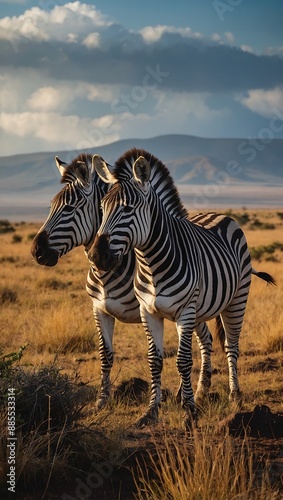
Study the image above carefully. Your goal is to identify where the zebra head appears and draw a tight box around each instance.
[88,153,152,271]
[31,154,108,267]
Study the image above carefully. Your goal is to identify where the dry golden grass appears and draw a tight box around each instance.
[0,212,282,409]
[0,210,282,498]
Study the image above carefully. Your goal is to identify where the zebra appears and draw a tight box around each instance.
[31,152,228,413]
[88,148,275,428]
[30,153,141,409]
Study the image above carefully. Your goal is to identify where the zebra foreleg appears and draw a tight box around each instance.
[93,309,115,409]
[194,322,213,404]
[136,311,164,428]
[176,310,198,429]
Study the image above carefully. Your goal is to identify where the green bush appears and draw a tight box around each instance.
[250,241,283,261]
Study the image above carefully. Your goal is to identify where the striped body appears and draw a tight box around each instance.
[134,211,250,324]
[90,149,257,427]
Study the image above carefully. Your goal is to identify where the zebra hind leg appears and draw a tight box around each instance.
[194,322,213,405]
[93,309,115,410]
[220,303,246,407]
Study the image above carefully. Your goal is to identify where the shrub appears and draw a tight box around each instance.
[12,234,22,244]
[249,219,276,230]
[0,220,15,234]
[224,211,250,226]
[0,351,119,498]
[250,241,283,261]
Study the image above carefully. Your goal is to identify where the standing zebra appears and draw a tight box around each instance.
[31,153,141,408]
[31,153,229,412]
[88,148,275,428]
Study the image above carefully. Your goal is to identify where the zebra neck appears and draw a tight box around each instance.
[135,208,196,276]
[84,185,106,251]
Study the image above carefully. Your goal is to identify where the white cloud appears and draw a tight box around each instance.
[224,32,235,44]
[264,46,283,57]
[240,45,254,54]
[154,90,223,122]
[82,32,101,49]
[0,111,120,148]
[211,33,221,42]
[237,87,283,117]
[75,82,115,102]
[27,86,66,111]
[0,2,112,43]
[139,25,203,44]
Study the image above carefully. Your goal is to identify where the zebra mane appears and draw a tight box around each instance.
[114,148,188,218]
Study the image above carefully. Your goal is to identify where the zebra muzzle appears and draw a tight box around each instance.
[88,234,121,271]
[31,230,59,267]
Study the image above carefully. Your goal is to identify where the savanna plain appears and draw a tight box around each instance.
[0,209,283,500]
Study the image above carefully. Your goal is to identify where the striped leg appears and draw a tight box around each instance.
[176,322,212,404]
[136,309,164,428]
[220,264,251,404]
[194,322,213,402]
[176,306,198,427]
[93,308,115,409]
[220,299,247,404]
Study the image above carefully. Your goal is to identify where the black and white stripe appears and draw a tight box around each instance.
[90,148,274,427]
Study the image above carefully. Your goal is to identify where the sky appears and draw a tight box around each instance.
[0,0,283,156]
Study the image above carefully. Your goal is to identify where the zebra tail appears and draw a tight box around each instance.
[252,268,276,286]
[215,315,225,352]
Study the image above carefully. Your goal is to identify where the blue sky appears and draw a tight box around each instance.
[0,0,283,155]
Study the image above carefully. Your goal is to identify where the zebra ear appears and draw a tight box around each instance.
[92,154,115,183]
[133,156,151,186]
[55,156,68,177]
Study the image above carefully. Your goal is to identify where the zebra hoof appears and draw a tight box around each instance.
[95,397,109,410]
[135,406,158,428]
[229,390,243,409]
[183,405,198,432]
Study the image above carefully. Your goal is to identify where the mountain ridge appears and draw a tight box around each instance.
[1,134,282,220]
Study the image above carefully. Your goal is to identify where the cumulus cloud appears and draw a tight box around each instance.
[82,32,100,49]
[27,86,65,111]
[0,110,120,148]
[139,25,203,44]
[0,2,282,93]
[0,2,112,44]
[0,1,283,156]
[237,87,283,117]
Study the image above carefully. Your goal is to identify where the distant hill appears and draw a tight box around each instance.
[1,134,282,220]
